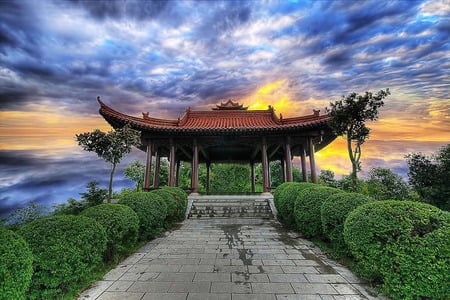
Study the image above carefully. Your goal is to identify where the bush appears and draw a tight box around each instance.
[162,186,188,221]
[344,201,450,299]
[19,215,107,299]
[294,186,342,238]
[0,228,33,300]
[119,192,167,240]
[81,204,139,262]
[273,182,316,227]
[150,189,178,226]
[320,193,372,254]
[273,182,293,207]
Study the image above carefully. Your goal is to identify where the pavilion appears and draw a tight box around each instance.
[97,97,336,194]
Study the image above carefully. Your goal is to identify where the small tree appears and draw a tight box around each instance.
[326,89,390,191]
[76,124,140,202]
[125,160,145,191]
[318,169,339,188]
[406,144,450,211]
[80,181,108,206]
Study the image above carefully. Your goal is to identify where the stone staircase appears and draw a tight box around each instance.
[187,195,275,219]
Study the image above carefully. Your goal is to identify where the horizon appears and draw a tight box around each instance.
[1,0,449,216]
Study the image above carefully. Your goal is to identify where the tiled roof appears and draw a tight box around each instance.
[98,97,330,133]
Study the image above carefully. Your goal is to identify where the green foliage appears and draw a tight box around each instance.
[19,215,107,299]
[80,181,107,206]
[52,198,85,215]
[406,143,450,211]
[150,189,178,226]
[53,181,107,215]
[269,161,283,188]
[320,193,372,254]
[162,186,188,221]
[81,204,139,262]
[76,123,141,202]
[294,186,343,238]
[273,182,316,227]
[124,160,145,191]
[118,192,167,240]
[318,170,340,188]
[366,167,411,200]
[326,89,390,190]
[4,201,48,228]
[343,201,450,299]
[337,174,368,193]
[210,164,250,194]
[292,167,302,182]
[0,228,33,300]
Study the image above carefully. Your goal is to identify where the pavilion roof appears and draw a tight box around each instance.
[97,97,330,134]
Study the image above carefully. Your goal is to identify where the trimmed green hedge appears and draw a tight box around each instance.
[81,204,139,262]
[273,182,316,227]
[19,215,107,299]
[162,186,188,221]
[344,200,450,299]
[294,186,342,238]
[273,182,294,207]
[320,193,372,254]
[150,189,178,226]
[119,192,167,240]
[0,227,33,300]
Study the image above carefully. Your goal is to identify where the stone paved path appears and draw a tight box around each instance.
[78,218,386,300]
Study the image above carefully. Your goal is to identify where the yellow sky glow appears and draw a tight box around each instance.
[1,81,448,178]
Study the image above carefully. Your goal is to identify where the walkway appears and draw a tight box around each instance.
[78,218,386,300]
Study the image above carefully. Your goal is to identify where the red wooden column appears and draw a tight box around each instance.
[261,137,270,193]
[300,144,308,182]
[153,148,161,188]
[143,141,153,191]
[175,160,180,187]
[205,162,211,194]
[250,161,255,193]
[191,139,199,193]
[168,139,176,187]
[285,137,293,182]
[308,137,318,184]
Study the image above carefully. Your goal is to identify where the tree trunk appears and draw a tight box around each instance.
[108,163,116,203]
[346,135,358,191]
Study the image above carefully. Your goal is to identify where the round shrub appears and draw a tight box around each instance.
[0,227,33,300]
[81,204,139,261]
[274,182,316,227]
[150,189,178,226]
[119,192,167,240]
[294,186,343,238]
[162,186,188,221]
[19,215,107,299]
[320,193,373,253]
[273,182,294,207]
[344,201,450,299]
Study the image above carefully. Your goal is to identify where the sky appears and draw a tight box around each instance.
[0,0,449,217]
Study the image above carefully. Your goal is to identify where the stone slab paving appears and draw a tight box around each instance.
[78,218,387,300]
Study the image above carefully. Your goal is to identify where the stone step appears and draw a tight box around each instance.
[192,203,269,208]
[188,213,273,219]
[189,202,273,219]
[189,207,272,214]
[186,194,276,219]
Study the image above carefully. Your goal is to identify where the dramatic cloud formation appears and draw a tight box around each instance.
[0,0,449,216]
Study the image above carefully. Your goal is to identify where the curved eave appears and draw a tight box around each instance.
[98,98,332,135]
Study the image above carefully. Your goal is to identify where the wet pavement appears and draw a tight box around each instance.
[78,218,386,300]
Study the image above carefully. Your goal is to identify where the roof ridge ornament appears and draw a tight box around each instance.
[212,99,248,110]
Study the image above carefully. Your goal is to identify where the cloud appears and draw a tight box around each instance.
[0,0,448,216]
